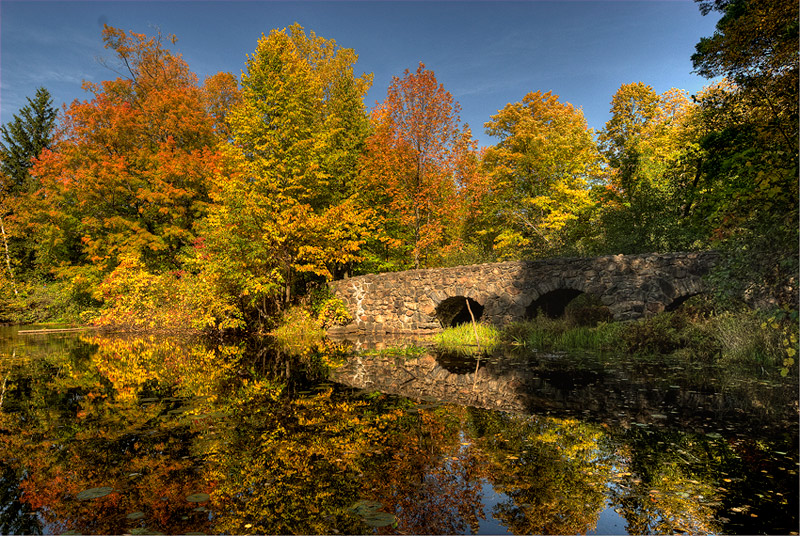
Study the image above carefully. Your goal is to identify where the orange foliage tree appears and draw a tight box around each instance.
[25,26,223,280]
[360,63,478,269]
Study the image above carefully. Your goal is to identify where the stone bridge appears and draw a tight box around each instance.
[329,252,718,335]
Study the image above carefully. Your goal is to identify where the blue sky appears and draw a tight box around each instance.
[1,1,720,147]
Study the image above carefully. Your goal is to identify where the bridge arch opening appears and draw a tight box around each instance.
[526,289,583,319]
[435,296,484,328]
[665,292,701,312]
[526,290,611,326]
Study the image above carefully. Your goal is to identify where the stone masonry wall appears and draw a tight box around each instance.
[328,251,718,335]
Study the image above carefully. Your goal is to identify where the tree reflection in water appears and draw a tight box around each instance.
[0,332,796,535]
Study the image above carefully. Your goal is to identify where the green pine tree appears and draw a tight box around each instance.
[0,87,58,196]
[0,87,58,285]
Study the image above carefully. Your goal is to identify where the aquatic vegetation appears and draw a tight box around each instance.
[502,316,624,353]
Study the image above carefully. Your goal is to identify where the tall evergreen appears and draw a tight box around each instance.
[0,87,58,196]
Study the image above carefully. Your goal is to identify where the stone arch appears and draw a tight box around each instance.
[435,296,484,328]
[664,294,696,312]
[663,279,705,312]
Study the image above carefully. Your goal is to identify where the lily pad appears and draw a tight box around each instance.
[126,511,146,520]
[186,492,210,503]
[348,500,382,515]
[76,487,113,500]
[363,512,397,527]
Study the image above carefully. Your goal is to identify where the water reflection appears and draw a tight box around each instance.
[331,346,798,437]
[0,329,796,535]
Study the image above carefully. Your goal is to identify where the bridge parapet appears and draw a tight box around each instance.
[329,251,718,335]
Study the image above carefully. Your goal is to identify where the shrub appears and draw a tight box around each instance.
[271,306,325,353]
[618,311,720,359]
[308,285,353,328]
[316,297,352,327]
[619,312,685,354]
[93,254,243,333]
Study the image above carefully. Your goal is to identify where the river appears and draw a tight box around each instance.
[0,325,797,534]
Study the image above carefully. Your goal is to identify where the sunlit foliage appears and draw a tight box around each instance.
[480,91,604,259]
[360,63,479,269]
[200,24,375,323]
[28,26,221,276]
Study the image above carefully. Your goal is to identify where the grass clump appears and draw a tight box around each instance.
[713,309,797,374]
[434,322,500,356]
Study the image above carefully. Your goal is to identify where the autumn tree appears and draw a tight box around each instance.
[360,63,475,269]
[201,24,374,322]
[693,0,797,155]
[202,71,241,142]
[596,83,701,253]
[26,25,221,279]
[479,91,604,259]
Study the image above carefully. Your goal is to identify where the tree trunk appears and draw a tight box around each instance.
[0,215,18,296]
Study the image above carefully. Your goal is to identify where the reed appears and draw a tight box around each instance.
[502,316,623,352]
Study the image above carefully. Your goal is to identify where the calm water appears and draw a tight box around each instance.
[0,325,797,535]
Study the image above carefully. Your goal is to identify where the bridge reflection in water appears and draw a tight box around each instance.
[328,334,798,438]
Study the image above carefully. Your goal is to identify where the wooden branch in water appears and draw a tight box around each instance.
[466,298,481,391]
[18,327,97,335]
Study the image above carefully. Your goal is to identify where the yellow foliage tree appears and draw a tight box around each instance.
[201,24,375,320]
[480,91,604,259]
